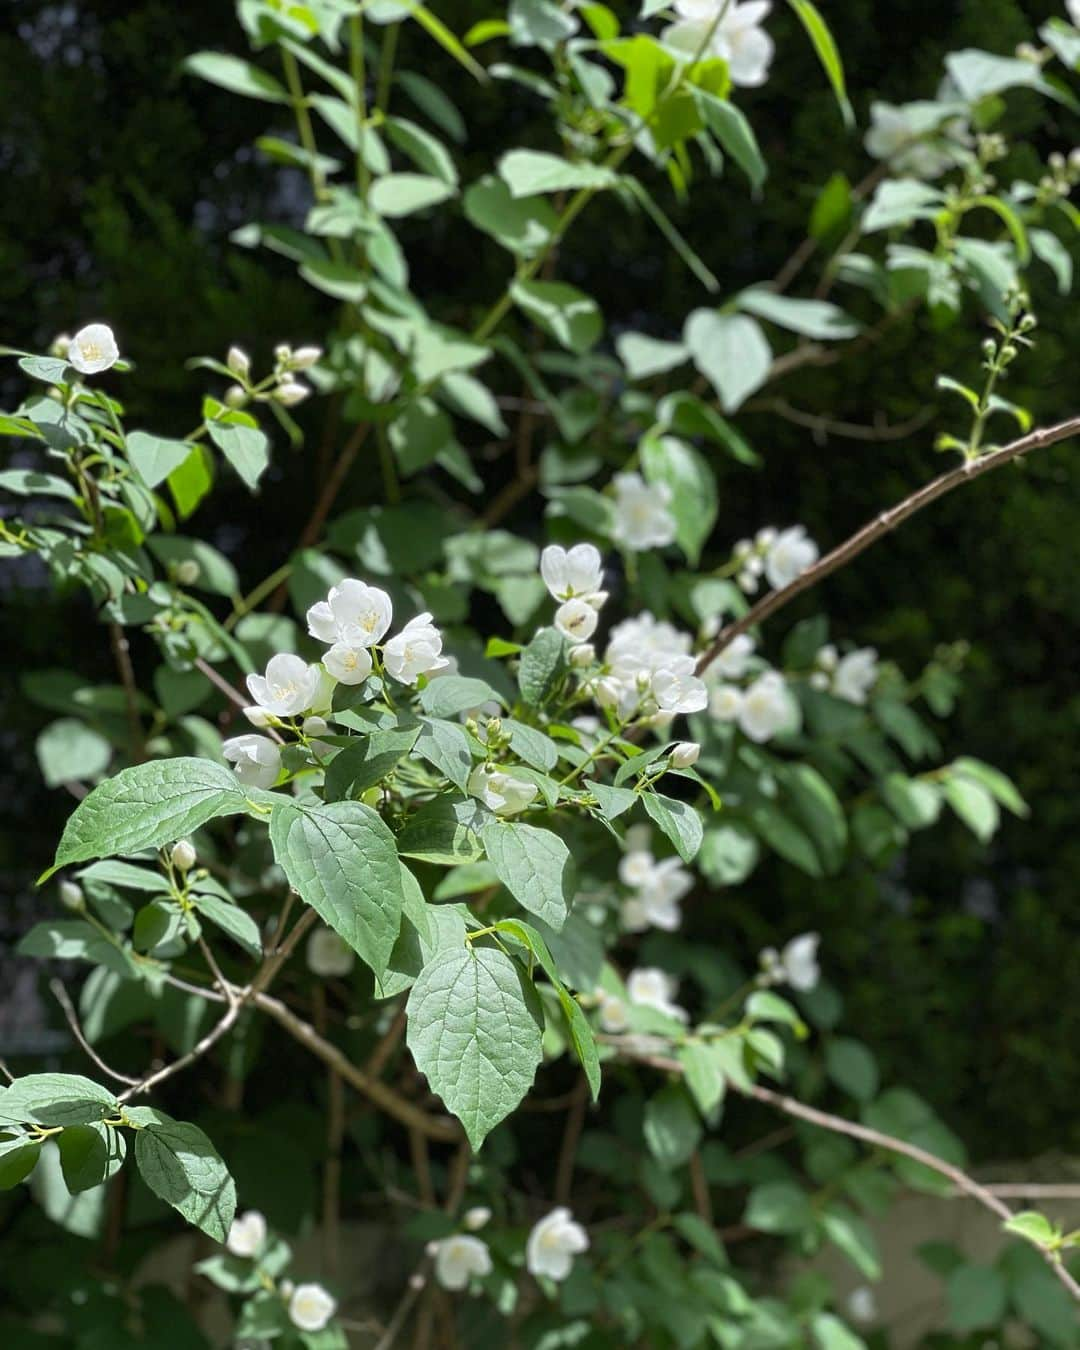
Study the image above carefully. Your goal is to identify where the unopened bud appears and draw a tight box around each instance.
[171,839,197,872]
[290,345,323,370]
[669,741,700,769]
[570,643,595,667]
[463,1206,492,1231]
[1049,151,1066,172]
[244,706,272,728]
[274,343,292,365]
[302,716,329,738]
[1070,148,1080,172]
[224,384,248,409]
[59,880,84,911]
[594,678,622,711]
[226,346,250,378]
[485,717,502,741]
[275,379,310,407]
[51,333,72,359]
[175,559,201,585]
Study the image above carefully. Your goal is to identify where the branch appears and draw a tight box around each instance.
[50,979,140,1087]
[108,622,145,762]
[744,398,934,444]
[697,415,1080,674]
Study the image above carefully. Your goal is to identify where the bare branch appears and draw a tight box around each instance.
[49,979,140,1087]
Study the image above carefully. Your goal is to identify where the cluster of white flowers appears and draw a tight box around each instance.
[709,663,795,744]
[540,543,608,641]
[225,341,321,409]
[592,612,708,722]
[610,472,677,552]
[809,644,880,705]
[431,1206,587,1291]
[662,0,774,88]
[225,1211,336,1333]
[732,525,819,595]
[618,826,694,933]
[760,932,821,992]
[596,967,690,1031]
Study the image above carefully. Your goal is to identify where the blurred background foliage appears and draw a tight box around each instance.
[1,0,1078,1178]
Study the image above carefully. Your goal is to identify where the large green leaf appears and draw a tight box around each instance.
[184,52,290,103]
[207,423,270,493]
[0,1074,117,1129]
[684,310,772,413]
[46,758,249,879]
[406,943,544,1148]
[35,719,111,789]
[269,799,404,977]
[510,279,602,354]
[126,431,193,489]
[133,1113,237,1243]
[481,821,576,930]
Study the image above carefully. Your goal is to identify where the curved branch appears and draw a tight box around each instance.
[697,415,1080,674]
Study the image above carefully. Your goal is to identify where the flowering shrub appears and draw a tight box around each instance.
[3,1,1080,1345]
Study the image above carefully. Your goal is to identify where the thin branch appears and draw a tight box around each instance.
[689,1150,714,1226]
[697,415,1080,674]
[108,622,145,762]
[554,1074,589,1206]
[50,979,140,1087]
[192,657,285,745]
[118,999,243,1103]
[744,398,934,444]
[0,1059,16,1083]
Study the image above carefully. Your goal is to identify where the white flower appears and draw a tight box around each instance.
[433,1234,493,1291]
[323,643,373,685]
[763,932,821,991]
[664,1,774,88]
[223,734,282,789]
[170,839,197,873]
[463,1206,492,1231]
[554,598,599,643]
[864,102,964,179]
[627,967,689,1023]
[651,657,708,715]
[669,741,700,769]
[1071,0,1080,26]
[226,1210,267,1258]
[570,642,596,667]
[765,525,819,590]
[541,543,605,601]
[288,1283,336,1333]
[832,648,879,705]
[468,765,538,815]
[383,612,450,685]
[68,323,119,375]
[737,671,792,743]
[275,379,311,407]
[226,346,250,378]
[307,926,356,978]
[611,473,677,551]
[635,857,694,931]
[710,683,744,722]
[847,1285,878,1325]
[714,633,756,680]
[596,989,630,1033]
[307,579,393,648]
[525,1208,589,1282]
[619,846,656,889]
[246,654,323,719]
[302,715,333,756]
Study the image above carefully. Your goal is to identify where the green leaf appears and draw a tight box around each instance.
[641,434,717,565]
[396,794,488,864]
[946,1264,1007,1333]
[737,289,859,340]
[616,332,689,380]
[586,779,638,821]
[134,1113,237,1243]
[0,1137,42,1188]
[419,676,502,719]
[744,1180,815,1234]
[697,93,767,189]
[642,793,703,863]
[323,725,420,800]
[126,431,193,489]
[698,823,760,885]
[942,776,999,843]
[167,443,214,519]
[811,1314,867,1350]
[0,1074,117,1128]
[785,0,853,126]
[35,719,111,788]
[863,180,945,232]
[58,1122,126,1194]
[511,279,602,354]
[414,717,475,792]
[1002,1210,1058,1248]
[17,919,137,979]
[270,799,404,977]
[369,172,456,217]
[464,174,560,257]
[481,822,576,930]
[207,423,270,492]
[950,757,1028,817]
[643,1085,702,1170]
[825,1037,879,1102]
[821,1205,881,1279]
[46,758,249,880]
[384,116,458,184]
[518,627,567,706]
[406,943,544,1148]
[299,257,369,302]
[192,895,262,959]
[184,52,289,103]
[684,310,772,413]
[1030,227,1073,294]
[498,149,617,197]
[677,1042,727,1116]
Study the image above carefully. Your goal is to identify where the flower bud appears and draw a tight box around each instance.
[175,559,201,586]
[485,717,502,741]
[226,346,251,378]
[594,677,622,711]
[51,333,72,359]
[274,343,292,365]
[737,570,758,594]
[1070,148,1080,172]
[171,839,197,873]
[59,880,84,911]
[463,1206,492,1231]
[290,345,323,370]
[570,642,595,667]
[244,705,272,728]
[224,384,248,409]
[669,741,700,769]
[302,716,329,739]
[1049,151,1066,172]
[275,380,310,407]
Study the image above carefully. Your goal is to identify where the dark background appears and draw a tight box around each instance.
[1,0,1077,1172]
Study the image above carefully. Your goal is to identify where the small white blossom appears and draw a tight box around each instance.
[226,1210,267,1258]
[710,683,744,722]
[323,643,373,686]
[223,734,281,789]
[226,346,250,378]
[817,643,838,672]
[765,525,819,591]
[525,1208,589,1282]
[540,543,605,601]
[663,0,774,87]
[275,379,310,407]
[713,633,756,680]
[59,881,84,911]
[738,569,759,594]
[175,559,201,586]
[569,642,596,667]
[755,526,778,549]
[809,671,830,691]
[246,654,323,718]
[224,385,247,408]
[383,613,449,685]
[626,857,693,932]
[1070,0,1080,26]
[288,1283,336,1333]
[651,658,708,716]
[433,1234,493,1290]
[468,765,538,815]
[847,1286,878,1325]
[554,598,599,643]
[763,932,821,992]
[611,473,676,552]
[170,839,196,873]
[619,847,656,889]
[627,967,689,1023]
[832,648,879,705]
[51,332,71,358]
[307,580,393,649]
[670,741,700,769]
[738,671,792,743]
[291,345,323,370]
[463,1206,492,1231]
[595,989,630,1033]
[307,926,355,978]
[68,323,119,375]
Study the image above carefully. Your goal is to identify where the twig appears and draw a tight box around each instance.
[198,937,236,1008]
[192,655,290,749]
[689,1150,713,1226]
[109,622,145,762]
[410,1127,436,1207]
[118,999,243,1102]
[0,1059,16,1083]
[365,1004,407,1079]
[953,1183,1080,1200]
[554,1074,589,1206]
[697,415,1080,674]
[49,979,140,1087]
[744,398,934,444]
